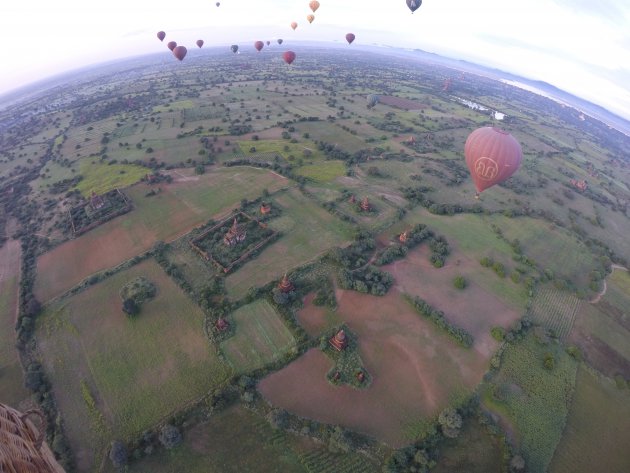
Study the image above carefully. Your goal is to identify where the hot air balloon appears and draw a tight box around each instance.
[283,51,296,65]
[309,1,320,12]
[216,2,220,6]
[307,14,315,24]
[291,21,298,30]
[231,44,239,53]
[464,127,523,195]
[346,33,355,44]
[367,94,379,108]
[173,45,187,61]
[266,40,271,46]
[157,31,166,42]
[167,41,177,51]
[277,39,283,45]
[254,41,264,52]
[196,39,204,48]
[406,0,422,13]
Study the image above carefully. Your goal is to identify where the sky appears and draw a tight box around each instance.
[1,0,629,121]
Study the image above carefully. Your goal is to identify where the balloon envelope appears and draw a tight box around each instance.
[196,39,204,48]
[464,127,523,193]
[157,31,166,42]
[231,44,239,53]
[309,1,320,12]
[346,33,355,44]
[277,39,283,45]
[291,21,298,30]
[283,51,296,64]
[266,40,271,46]
[216,2,220,6]
[307,14,315,23]
[167,41,177,51]
[173,45,187,61]
[406,0,422,13]
[254,41,264,51]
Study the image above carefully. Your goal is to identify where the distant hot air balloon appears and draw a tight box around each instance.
[406,0,422,13]
[254,41,264,51]
[216,2,220,6]
[266,40,271,46]
[277,39,283,45]
[307,14,315,24]
[464,127,523,195]
[196,39,204,48]
[167,41,177,51]
[283,51,296,65]
[309,1,320,12]
[291,21,298,30]
[367,94,379,108]
[157,31,166,42]
[346,33,355,44]
[231,44,239,53]
[173,45,187,61]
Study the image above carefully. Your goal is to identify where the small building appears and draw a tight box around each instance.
[399,230,409,243]
[348,194,356,204]
[278,273,294,293]
[403,136,416,145]
[570,179,588,192]
[215,318,229,331]
[223,217,247,246]
[329,329,348,351]
[260,202,272,215]
[360,196,371,212]
[356,371,365,383]
[89,191,106,211]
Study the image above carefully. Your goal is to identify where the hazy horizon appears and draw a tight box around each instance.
[1,0,628,120]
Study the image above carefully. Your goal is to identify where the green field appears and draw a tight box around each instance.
[225,188,354,299]
[0,240,30,406]
[482,333,578,473]
[296,160,347,183]
[237,139,326,162]
[574,303,630,362]
[549,366,630,473]
[153,100,195,112]
[220,299,296,372]
[528,284,581,339]
[36,259,232,470]
[74,159,148,196]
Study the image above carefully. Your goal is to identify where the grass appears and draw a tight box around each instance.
[225,187,354,299]
[528,284,581,339]
[482,332,578,473]
[433,419,504,473]
[575,303,630,362]
[35,166,288,302]
[0,240,29,406]
[549,366,630,473]
[36,259,232,470]
[237,139,326,162]
[296,160,347,183]
[153,100,195,112]
[220,299,296,372]
[74,159,148,196]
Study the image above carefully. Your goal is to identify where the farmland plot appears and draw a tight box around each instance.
[528,284,581,339]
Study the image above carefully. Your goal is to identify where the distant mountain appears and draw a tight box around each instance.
[390,47,630,136]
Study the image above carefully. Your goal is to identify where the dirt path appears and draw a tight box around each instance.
[590,264,628,304]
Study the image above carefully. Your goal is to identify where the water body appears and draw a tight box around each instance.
[453,96,505,120]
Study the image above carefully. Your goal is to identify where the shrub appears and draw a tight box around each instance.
[453,275,466,289]
[491,326,506,342]
[109,440,128,468]
[158,424,182,449]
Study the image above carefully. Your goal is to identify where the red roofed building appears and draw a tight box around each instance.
[399,231,409,243]
[570,179,588,192]
[223,217,247,246]
[215,318,229,331]
[260,202,272,215]
[329,329,348,351]
[278,273,294,293]
[360,197,371,212]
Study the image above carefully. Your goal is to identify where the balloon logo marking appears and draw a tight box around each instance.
[474,157,499,181]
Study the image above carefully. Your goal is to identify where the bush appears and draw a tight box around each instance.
[491,326,506,342]
[158,424,182,449]
[480,256,494,267]
[109,440,128,468]
[453,275,466,289]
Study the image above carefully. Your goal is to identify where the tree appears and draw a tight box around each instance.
[122,298,139,317]
[438,407,462,438]
[159,424,182,449]
[510,454,526,472]
[109,440,128,469]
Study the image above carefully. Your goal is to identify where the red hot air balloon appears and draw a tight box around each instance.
[346,33,355,44]
[196,39,204,48]
[157,31,166,42]
[309,1,320,12]
[283,51,296,64]
[254,41,264,51]
[464,127,523,195]
[173,45,187,61]
[167,41,177,51]
[290,21,298,30]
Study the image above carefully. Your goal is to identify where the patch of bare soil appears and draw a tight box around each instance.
[569,328,630,378]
